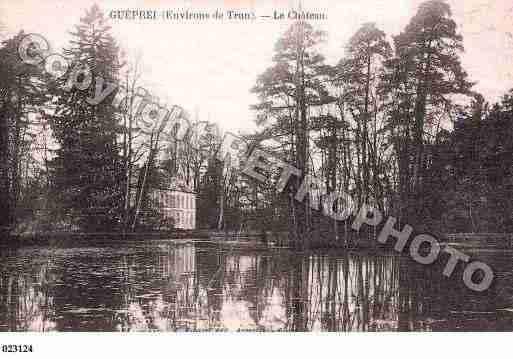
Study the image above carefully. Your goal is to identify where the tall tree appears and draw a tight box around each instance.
[0,31,48,235]
[251,20,331,244]
[334,22,392,207]
[381,0,473,225]
[48,5,124,231]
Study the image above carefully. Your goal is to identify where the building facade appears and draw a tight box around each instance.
[152,187,196,230]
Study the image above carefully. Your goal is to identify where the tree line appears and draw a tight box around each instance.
[0,5,225,236]
[1,1,512,240]
[218,0,513,240]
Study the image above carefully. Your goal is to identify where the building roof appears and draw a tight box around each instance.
[155,178,197,194]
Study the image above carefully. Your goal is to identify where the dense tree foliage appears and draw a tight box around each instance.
[47,5,124,231]
[0,31,48,235]
[1,1,513,239]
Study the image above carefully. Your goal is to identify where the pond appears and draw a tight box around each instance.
[0,240,512,331]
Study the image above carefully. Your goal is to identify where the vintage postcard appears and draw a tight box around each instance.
[0,0,512,355]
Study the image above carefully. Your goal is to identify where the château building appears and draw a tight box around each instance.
[152,180,196,230]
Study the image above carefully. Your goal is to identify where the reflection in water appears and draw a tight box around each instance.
[1,242,513,331]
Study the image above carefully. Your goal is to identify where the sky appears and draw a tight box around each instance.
[1,0,512,134]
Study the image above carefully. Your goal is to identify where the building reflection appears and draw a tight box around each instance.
[0,243,513,331]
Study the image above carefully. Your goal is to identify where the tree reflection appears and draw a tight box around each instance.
[0,242,512,331]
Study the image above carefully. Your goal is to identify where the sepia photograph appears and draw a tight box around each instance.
[0,0,513,354]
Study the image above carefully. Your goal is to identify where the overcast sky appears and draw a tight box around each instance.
[1,0,512,133]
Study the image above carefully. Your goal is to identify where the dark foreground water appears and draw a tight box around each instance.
[1,240,513,331]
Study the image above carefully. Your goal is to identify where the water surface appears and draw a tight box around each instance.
[0,240,512,331]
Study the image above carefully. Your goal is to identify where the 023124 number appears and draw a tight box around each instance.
[2,344,33,353]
